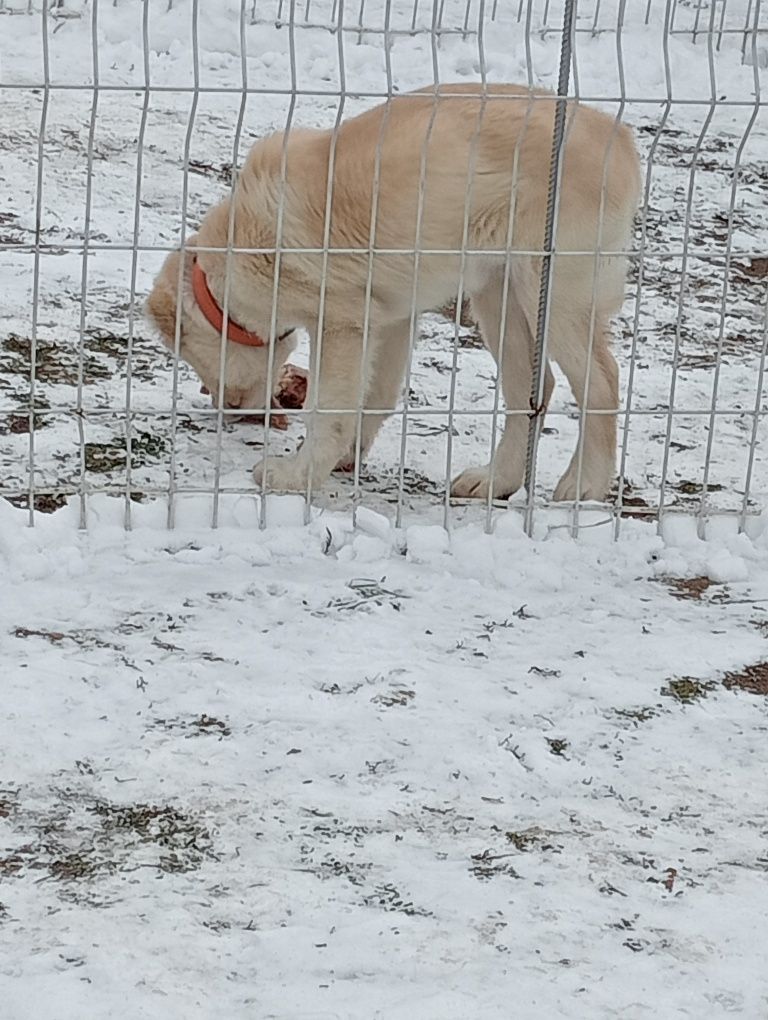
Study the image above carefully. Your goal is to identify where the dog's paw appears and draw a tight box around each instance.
[450,464,522,500]
[252,455,311,493]
[553,460,613,502]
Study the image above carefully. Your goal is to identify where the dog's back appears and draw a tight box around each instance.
[307,85,640,317]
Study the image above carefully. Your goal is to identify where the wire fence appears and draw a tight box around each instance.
[0,0,766,536]
[0,0,766,58]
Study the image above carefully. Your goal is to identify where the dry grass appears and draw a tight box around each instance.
[663,576,717,601]
[722,662,768,697]
[660,676,717,704]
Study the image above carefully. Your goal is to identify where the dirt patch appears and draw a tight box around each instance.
[314,856,373,887]
[546,737,569,757]
[84,431,167,474]
[82,328,162,384]
[91,802,214,873]
[662,576,717,601]
[152,714,232,738]
[1,333,110,386]
[13,626,121,651]
[188,158,233,185]
[0,210,24,246]
[363,882,433,916]
[0,412,50,436]
[612,706,660,725]
[660,676,717,704]
[734,257,768,282]
[371,687,415,708]
[0,854,25,878]
[504,827,560,853]
[380,466,445,499]
[0,792,216,894]
[722,662,768,696]
[0,793,18,820]
[84,440,130,474]
[3,492,69,514]
[469,849,522,881]
[293,812,434,916]
[13,626,68,644]
[0,395,52,436]
[613,481,653,519]
[0,330,165,402]
[323,577,408,613]
[674,480,724,496]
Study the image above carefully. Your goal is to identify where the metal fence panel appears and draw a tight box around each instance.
[0,0,766,534]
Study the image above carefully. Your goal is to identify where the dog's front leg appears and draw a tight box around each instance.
[253,329,363,494]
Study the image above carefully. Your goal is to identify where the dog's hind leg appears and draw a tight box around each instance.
[451,272,554,500]
[549,314,618,502]
[498,249,622,503]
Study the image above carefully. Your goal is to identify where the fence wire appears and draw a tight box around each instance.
[0,0,766,536]
[1,0,766,56]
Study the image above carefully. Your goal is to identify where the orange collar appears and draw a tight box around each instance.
[191,258,266,347]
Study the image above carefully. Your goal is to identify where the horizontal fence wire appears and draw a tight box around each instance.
[0,0,766,536]
[0,0,766,49]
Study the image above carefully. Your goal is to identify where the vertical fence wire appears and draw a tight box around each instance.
[741,289,768,531]
[394,0,441,530]
[742,0,756,56]
[167,0,201,530]
[568,0,628,537]
[74,0,100,530]
[123,0,151,530]
[738,2,767,532]
[443,0,487,531]
[303,0,347,521]
[698,0,763,535]
[352,0,393,524]
[657,0,719,527]
[259,0,299,530]
[523,0,576,536]
[27,0,51,526]
[614,0,674,538]
[212,0,250,529]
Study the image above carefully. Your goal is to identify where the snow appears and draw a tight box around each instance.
[2,1,768,1017]
[2,496,768,1018]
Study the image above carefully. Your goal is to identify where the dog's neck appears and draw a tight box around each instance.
[191,259,269,347]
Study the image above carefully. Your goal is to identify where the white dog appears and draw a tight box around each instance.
[147,84,640,500]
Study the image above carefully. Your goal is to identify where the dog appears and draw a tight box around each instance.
[147,83,641,500]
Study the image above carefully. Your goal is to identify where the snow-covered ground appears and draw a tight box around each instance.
[1,2,768,1017]
[2,498,768,1018]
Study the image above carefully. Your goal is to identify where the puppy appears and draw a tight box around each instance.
[147,83,640,500]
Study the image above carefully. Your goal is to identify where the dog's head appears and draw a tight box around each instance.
[146,217,297,412]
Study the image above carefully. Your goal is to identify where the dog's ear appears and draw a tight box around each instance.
[146,251,183,343]
[146,282,178,342]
